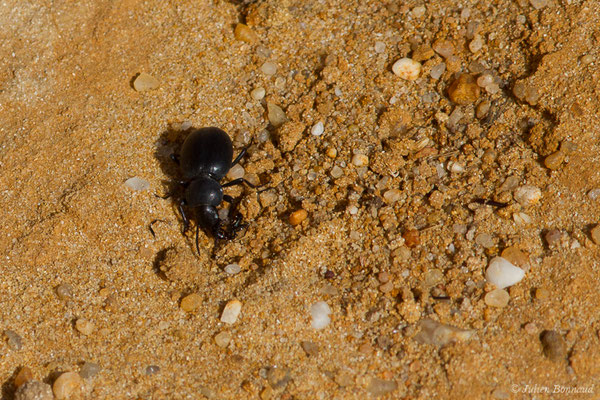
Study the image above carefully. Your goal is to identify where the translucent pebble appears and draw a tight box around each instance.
[448,161,464,173]
[414,318,475,346]
[430,63,446,80]
[310,301,331,330]
[56,283,73,300]
[180,293,202,313]
[227,164,245,180]
[469,35,483,53]
[124,177,150,191]
[221,299,242,324]
[351,154,369,167]
[412,5,426,17]
[234,23,258,43]
[530,0,548,9]
[477,74,494,88]
[590,225,600,245]
[260,61,277,76]
[133,72,159,91]
[513,212,532,225]
[476,100,491,119]
[392,58,421,80]
[5,330,23,350]
[432,40,454,58]
[79,362,101,379]
[484,289,510,307]
[311,121,324,136]
[540,330,567,361]
[383,189,402,204]
[214,331,231,347]
[224,263,241,274]
[485,83,500,94]
[15,381,53,400]
[267,103,286,127]
[485,257,525,289]
[367,378,398,396]
[330,165,343,178]
[347,205,358,215]
[53,372,83,400]
[514,185,542,206]
[75,319,95,335]
[587,189,600,200]
[475,233,494,248]
[251,87,265,100]
[145,365,160,375]
[374,41,386,53]
[15,367,33,389]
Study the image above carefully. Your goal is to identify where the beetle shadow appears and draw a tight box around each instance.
[153,127,192,197]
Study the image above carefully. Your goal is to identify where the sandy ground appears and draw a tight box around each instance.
[1,0,599,399]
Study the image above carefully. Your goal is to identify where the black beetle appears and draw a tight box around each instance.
[172,127,254,252]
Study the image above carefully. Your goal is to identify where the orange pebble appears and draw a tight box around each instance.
[289,209,308,226]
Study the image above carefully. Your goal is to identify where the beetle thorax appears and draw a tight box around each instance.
[185,176,223,207]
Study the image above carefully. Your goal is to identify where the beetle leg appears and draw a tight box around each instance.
[178,199,190,233]
[223,194,234,203]
[222,178,256,189]
[231,146,248,167]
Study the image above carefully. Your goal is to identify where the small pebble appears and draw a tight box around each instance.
[300,341,319,357]
[514,185,542,206]
[447,74,480,104]
[234,23,258,44]
[326,147,337,158]
[544,151,565,170]
[414,319,474,346]
[227,164,245,180]
[485,257,525,289]
[430,63,446,80]
[432,40,454,58]
[590,225,600,245]
[289,209,308,226]
[259,190,277,208]
[75,319,95,335]
[351,154,369,167]
[476,100,491,119]
[484,289,510,308]
[545,229,563,247]
[251,87,265,100]
[311,121,324,136]
[15,381,53,400]
[14,367,33,388]
[310,301,331,330]
[56,284,74,300]
[402,230,420,248]
[214,331,232,347]
[133,72,159,92]
[383,189,402,204]
[530,0,548,9]
[366,378,398,396]
[267,367,291,389]
[260,61,277,76]
[5,329,23,350]
[53,372,83,400]
[330,165,343,178]
[374,41,386,53]
[524,322,538,335]
[535,287,550,300]
[411,5,426,17]
[79,362,101,379]
[221,299,242,324]
[266,103,286,127]
[124,177,150,191]
[180,293,203,313]
[469,35,483,53]
[540,330,567,361]
[501,246,529,270]
[145,365,160,375]
[392,58,421,80]
[588,189,600,200]
[475,233,494,248]
[513,212,532,225]
[224,263,241,275]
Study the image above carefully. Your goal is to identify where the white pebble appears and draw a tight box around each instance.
[227,164,245,180]
[124,177,149,191]
[260,61,277,76]
[311,121,324,136]
[310,301,331,330]
[447,161,464,173]
[485,257,525,289]
[330,166,343,178]
[351,154,369,167]
[224,263,241,275]
[469,35,483,53]
[392,58,421,80]
[251,87,265,100]
[513,212,532,225]
[587,188,600,200]
[514,185,542,206]
[221,300,242,324]
[383,189,402,204]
